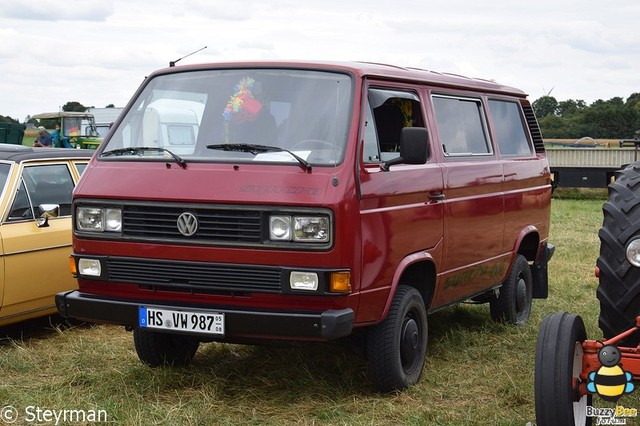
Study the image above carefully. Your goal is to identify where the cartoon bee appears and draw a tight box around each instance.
[587,345,635,402]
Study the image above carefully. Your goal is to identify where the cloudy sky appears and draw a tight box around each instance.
[1,0,639,122]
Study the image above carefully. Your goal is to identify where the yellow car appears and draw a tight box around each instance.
[0,144,92,326]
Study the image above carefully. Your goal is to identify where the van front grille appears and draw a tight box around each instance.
[107,257,282,294]
[122,205,262,244]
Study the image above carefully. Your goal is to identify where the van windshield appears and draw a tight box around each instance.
[101,69,353,166]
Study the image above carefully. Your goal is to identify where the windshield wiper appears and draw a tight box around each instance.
[101,147,187,169]
[206,143,312,171]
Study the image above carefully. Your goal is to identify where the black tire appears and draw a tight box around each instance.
[597,162,640,346]
[366,285,428,392]
[134,328,200,367]
[490,254,533,325]
[535,312,592,426]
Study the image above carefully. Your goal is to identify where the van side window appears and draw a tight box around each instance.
[488,100,533,156]
[362,104,380,162]
[364,89,425,163]
[432,96,491,156]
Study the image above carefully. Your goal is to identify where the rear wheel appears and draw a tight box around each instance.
[535,311,591,426]
[134,328,200,367]
[490,254,532,325]
[366,285,428,392]
[597,162,640,345]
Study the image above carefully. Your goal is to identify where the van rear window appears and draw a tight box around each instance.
[488,100,533,156]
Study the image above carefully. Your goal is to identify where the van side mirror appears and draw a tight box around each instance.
[381,127,429,171]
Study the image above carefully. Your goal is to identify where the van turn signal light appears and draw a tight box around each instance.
[330,271,351,293]
[69,256,77,275]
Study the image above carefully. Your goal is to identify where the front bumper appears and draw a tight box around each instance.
[55,290,354,341]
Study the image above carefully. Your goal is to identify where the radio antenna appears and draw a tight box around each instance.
[169,46,207,67]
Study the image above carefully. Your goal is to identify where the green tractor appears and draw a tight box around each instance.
[32,112,103,149]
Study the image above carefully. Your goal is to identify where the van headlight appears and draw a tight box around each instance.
[269,216,291,241]
[76,206,122,232]
[269,214,330,243]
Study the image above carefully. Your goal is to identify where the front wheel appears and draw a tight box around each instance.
[134,328,200,367]
[535,311,592,426]
[490,254,533,325]
[366,285,428,392]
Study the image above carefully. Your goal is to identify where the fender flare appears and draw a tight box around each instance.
[511,225,553,299]
[380,250,437,320]
[511,225,541,263]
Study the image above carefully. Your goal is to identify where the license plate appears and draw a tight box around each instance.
[138,306,224,335]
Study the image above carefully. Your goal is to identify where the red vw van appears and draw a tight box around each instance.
[56,61,553,392]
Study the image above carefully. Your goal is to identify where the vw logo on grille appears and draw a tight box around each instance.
[177,212,198,237]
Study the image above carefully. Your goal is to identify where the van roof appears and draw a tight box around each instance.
[153,60,527,98]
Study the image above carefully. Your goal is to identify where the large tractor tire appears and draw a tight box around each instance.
[596,162,640,346]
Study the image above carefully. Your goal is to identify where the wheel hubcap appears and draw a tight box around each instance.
[573,342,588,423]
[400,316,420,370]
[516,276,527,312]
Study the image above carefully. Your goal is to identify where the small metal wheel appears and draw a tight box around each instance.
[535,311,592,426]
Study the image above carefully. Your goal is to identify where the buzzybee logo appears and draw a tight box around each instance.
[587,345,635,402]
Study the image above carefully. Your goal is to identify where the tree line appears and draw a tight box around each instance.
[0,102,116,125]
[533,94,640,140]
[3,96,640,140]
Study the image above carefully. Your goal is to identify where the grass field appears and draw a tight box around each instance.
[1,195,639,425]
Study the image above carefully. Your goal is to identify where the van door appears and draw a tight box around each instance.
[358,86,444,321]
[429,94,507,307]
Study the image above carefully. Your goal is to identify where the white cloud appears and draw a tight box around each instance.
[2,0,640,121]
[0,0,114,21]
